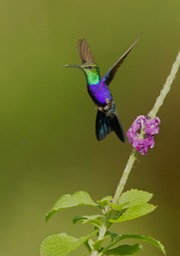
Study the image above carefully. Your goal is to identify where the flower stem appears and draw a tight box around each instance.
[113,52,180,204]
[148,52,180,118]
[90,224,106,256]
[113,149,138,203]
[90,52,180,255]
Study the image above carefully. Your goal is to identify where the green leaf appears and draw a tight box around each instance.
[105,244,142,255]
[73,214,103,226]
[40,233,92,256]
[93,234,111,251]
[46,191,97,221]
[122,234,165,255]
[97,196,113,207]
[109,189,153,211]
[119,189,153,206]
[107,233,166,255]
[135,235,166,255]
[109,203,156,223]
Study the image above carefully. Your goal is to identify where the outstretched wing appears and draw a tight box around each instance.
[78,39,96,64]
[103,35,141,86]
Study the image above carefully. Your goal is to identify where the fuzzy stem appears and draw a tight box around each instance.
[90,224,106,256]
[113,149,137,203]
[113,52,180,203]
[90,52,180,255]
[148,52,180,118]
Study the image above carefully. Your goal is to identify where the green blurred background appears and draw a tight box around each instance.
[0,0,180,255]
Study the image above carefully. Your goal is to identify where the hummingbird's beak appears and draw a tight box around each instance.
[63,64,81,68]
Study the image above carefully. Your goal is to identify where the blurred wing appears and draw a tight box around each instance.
[78,39,96,64]
[103,35,141,85]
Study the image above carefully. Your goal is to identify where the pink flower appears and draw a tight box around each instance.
[127,115,160,155]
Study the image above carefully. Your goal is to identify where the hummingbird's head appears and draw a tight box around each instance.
[63,63,101,85]
[80,64,101,84]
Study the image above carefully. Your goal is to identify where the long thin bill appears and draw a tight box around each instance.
[63,64,80,68]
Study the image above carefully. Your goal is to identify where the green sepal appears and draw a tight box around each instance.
[40,232,94,256]
[104,244,142,255]
[46,191,97,221]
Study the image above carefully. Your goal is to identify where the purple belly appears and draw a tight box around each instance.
[88,82,113,106]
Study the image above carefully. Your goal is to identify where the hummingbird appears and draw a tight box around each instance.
[64,36,140,142]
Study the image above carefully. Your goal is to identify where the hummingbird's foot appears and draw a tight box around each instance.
[98,106,104,112]
[104,98,111,111]
[97,99,114,113]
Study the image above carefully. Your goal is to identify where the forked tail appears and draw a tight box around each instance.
[95,110,125,142]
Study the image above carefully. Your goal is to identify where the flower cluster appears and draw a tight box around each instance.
[127,115,160,155]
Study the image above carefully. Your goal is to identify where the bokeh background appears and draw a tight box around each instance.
[0,0,180,255]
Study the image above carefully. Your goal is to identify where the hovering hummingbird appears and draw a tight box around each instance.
[64,36,140,142]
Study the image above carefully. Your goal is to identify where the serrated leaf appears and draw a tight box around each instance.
[73,214,103,226]
[107,233,166,255]
[46,191,97,221]
[105,244,142,255]
[135,235,166,255]
[119,189,153,206]
[109,190,153,211]
[109,203,156,223]
[40,233,92,256]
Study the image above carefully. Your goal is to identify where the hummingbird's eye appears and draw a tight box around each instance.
[87,66,93,69]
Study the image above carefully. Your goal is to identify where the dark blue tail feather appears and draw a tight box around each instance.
[96,110,125,142]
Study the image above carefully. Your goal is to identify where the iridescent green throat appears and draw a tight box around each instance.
[82,66,101,85]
